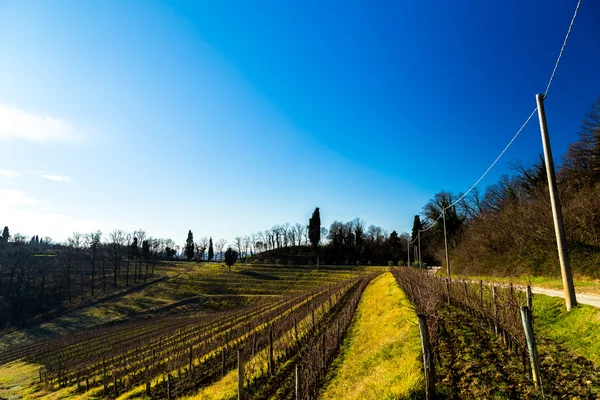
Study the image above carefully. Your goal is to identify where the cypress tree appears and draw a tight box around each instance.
[185,230,194,261]
[208,237,214,262]
[308,207,321,269]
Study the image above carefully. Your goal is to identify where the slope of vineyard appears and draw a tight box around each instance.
[0,263,365,348]
[320,272,423,400]
[0,264,374,399]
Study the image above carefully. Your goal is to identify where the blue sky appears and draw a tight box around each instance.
[0,0,599,245]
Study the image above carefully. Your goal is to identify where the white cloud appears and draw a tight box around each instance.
[0,103,81,143]
[41,174,71,182]
[0,189,42,207]
[0,170,21,181]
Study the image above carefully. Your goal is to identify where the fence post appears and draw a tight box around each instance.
[269,325,275,375]
[526,285,533,311]
[167,374,172,400]
[295,364,301,400]
[322,328,327,373]
[238,349,244,400]
[492,287,499,335]
[479,280,484,311]
[417,314,436,400]
[145,367,150,396]
[113,374,118,398]
[520,306,542,390]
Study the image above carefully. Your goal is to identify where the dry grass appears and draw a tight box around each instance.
[320,272,423,400]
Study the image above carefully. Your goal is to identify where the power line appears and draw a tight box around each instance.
[544,0,583,98]
[411,0,583,255]
[422,0,583,218]
[446,107,538,210]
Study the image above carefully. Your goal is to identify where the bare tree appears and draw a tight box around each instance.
[215,239,228,262]
[234,236,244,261]
[109,229,126,289]
[195,237,209,262]
[133,229,147,282]
[85,231,102,297]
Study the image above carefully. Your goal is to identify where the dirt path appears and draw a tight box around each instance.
[531,287,600,308]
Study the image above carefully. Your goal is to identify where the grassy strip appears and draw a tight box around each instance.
[533,294,600,365]
[320,273,423,400]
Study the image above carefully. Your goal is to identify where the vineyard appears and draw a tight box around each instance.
[391,268,600,399]
[0,264,380,399]
[2,265,600,399]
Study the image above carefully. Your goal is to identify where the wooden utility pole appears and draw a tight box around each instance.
[417,232,422,269]
[442,209,450,276]
[536,93,577,310]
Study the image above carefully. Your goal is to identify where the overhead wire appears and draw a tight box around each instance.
[408,0,584,255]
[412,0,583,237]
[544,0,583,98]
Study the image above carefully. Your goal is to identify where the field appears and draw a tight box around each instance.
[1,263,599,399]
[0,263,379,399]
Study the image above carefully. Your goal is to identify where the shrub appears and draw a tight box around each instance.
[397,260,405,267]
[264,258,273,264]
[288,259,295,266]
[275,259,282,265]
[388,261,394,266]
[356,260,361,266]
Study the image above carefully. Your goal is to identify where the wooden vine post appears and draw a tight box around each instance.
[417,314,436,400]
[237,349,244,400]
[295,364,301,400]
[520,306,542,390]
[268,325,275,375]
[492,286,499,335]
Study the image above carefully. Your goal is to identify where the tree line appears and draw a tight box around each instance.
[412,96,600,278]
[0,227,179,327]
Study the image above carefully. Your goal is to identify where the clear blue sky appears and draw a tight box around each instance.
[0,0,599,245]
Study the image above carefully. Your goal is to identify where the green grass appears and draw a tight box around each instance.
[533,294,600,365]
[320,272,423,400]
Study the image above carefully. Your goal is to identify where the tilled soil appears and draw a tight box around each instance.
[436,307,600,399]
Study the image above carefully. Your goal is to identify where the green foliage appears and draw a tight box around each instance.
[1,226,8,243]
[208,237,214,262]
[223,247,238,271]
[185,230,194,261]
[309,207,321,250]
[411,215,421,242]
[165,246,176,260]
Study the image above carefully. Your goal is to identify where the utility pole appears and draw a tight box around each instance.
[407,239,411,267]
[442,209,450,276]
[417,231,422,269]
[536,93,577,310]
